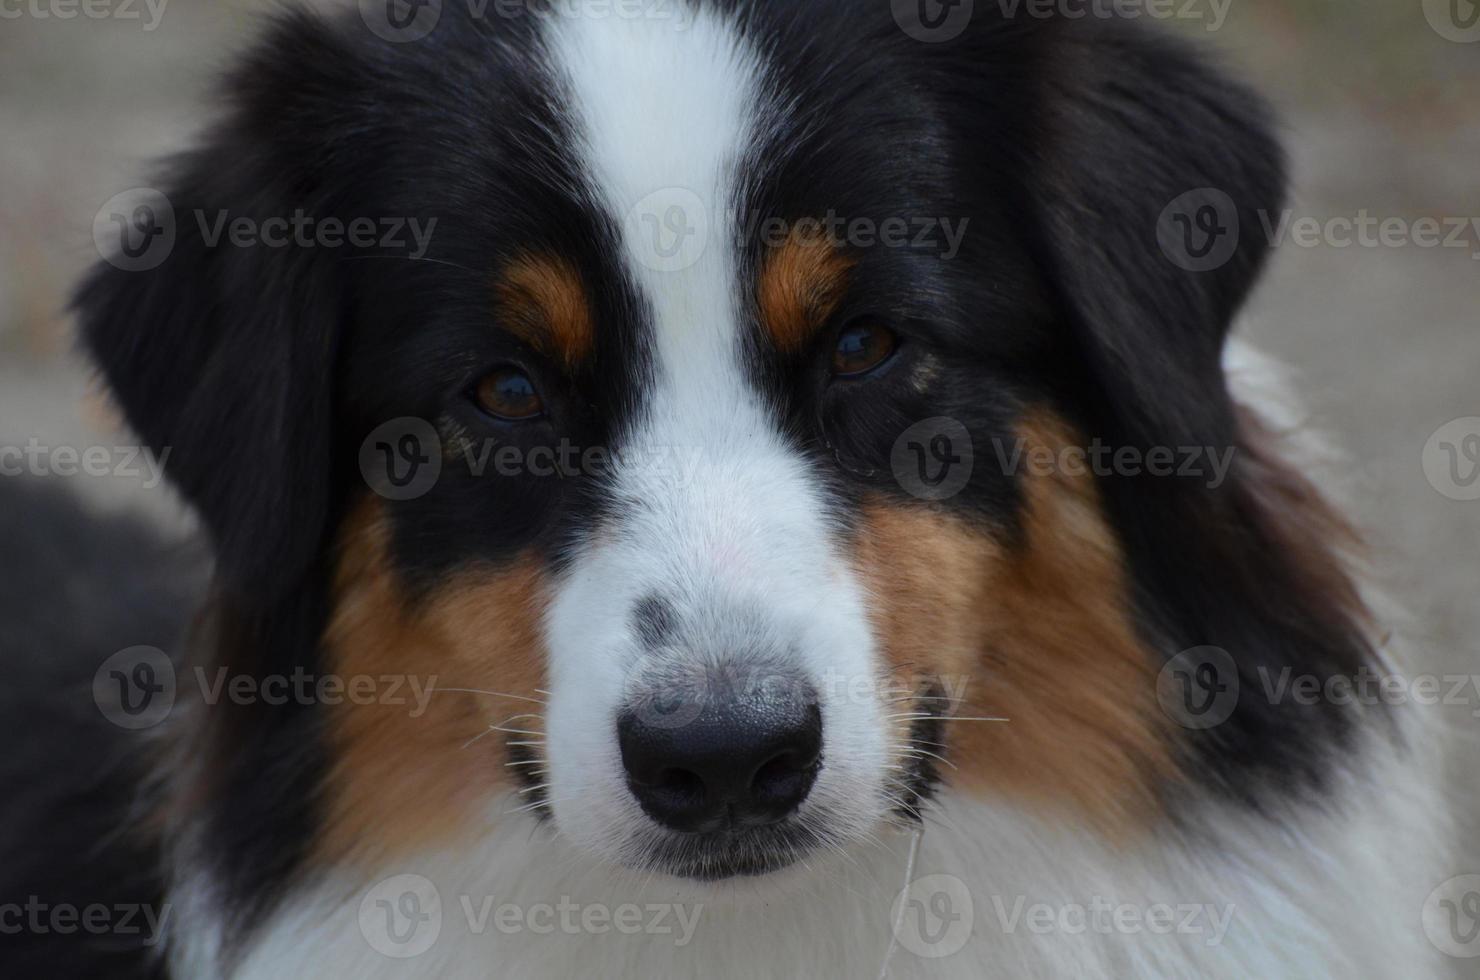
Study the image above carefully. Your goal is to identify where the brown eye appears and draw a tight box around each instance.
[474,366,544,420]
[831,320,897,377]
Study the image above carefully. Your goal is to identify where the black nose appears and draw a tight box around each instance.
[618,684,822,833]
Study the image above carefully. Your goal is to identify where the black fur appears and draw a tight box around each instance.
[0,480,204,978]
[42,0,1376,971]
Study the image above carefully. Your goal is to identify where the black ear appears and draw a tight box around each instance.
[1020,21,1378,803]
[74,13,360,597]
[1026,20,1286,452]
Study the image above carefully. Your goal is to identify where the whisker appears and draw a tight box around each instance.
[461,729,498,750]
[899,747,957,771]
[434,687,547,705]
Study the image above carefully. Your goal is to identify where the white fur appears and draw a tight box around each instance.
[177,336,1454,980]
[538,7,891,870]
[214,735,1448,978]
[169,10,1455,976]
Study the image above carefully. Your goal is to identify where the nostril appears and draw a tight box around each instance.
[749,749,818,807]
[643,766,707,810]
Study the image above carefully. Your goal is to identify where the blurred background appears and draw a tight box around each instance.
[0,0,1476,970]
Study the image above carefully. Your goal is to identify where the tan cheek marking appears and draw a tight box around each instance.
[853,412,1175,837]
[317,500,549,868]
[495,252,594,369]
[757,225,855,353]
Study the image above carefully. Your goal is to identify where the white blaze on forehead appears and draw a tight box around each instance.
[543,9,825,570]
[545,7,763,410]
[541,10,888,861]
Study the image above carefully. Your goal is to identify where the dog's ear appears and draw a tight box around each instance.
[74,13,363,597]
[1013,21,1377,797]
[1025,21,1286,453]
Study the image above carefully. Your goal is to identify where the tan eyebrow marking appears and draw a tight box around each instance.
[494,252,595,369]
[757,225,856,353]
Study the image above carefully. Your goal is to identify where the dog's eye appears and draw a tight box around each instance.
[473,366,545,421]
[831,320,897,378]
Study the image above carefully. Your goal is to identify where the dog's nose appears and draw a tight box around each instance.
[618,684,822,833]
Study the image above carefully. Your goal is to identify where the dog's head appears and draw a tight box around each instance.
[78,0,1374,919]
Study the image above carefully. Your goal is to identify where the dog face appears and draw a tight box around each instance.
[79,0,1375,922]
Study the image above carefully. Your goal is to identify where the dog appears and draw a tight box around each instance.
[2,1,1454,976]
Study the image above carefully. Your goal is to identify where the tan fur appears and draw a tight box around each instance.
[495,252,595,368]
[852,411,1176,836]
[317,501,550,868]
[756,225,854,353]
